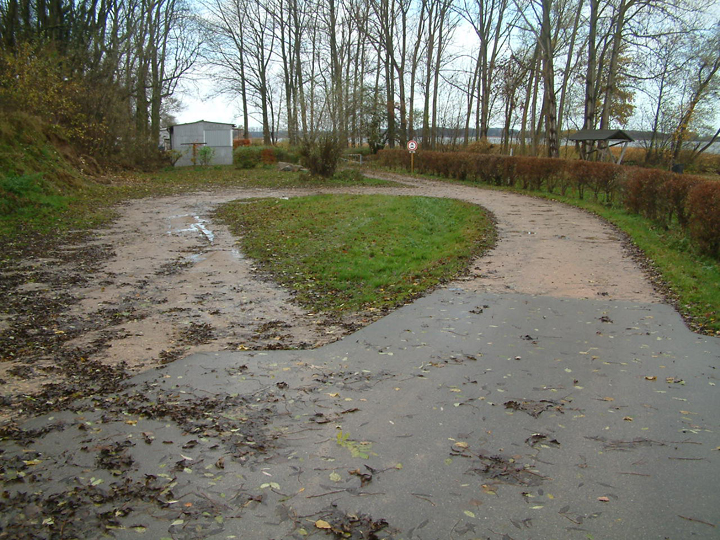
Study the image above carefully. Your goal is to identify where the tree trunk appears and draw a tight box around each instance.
[539,0,559,157]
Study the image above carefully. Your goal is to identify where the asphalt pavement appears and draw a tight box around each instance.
[2,287,719,539]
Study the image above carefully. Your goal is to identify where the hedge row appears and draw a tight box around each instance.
[377,148,720,258]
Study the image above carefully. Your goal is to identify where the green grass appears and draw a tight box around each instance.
[215,194,495,313]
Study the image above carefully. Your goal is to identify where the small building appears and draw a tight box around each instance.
[568,129,634,164]
[169,120,235,167]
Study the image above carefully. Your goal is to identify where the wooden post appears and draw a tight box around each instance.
[407,140,417,175]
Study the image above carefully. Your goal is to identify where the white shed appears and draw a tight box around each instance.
[169,120,235,167]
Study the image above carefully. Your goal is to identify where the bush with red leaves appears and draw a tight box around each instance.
[686,181,720,257]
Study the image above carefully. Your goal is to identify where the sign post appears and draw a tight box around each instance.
[407,140,418,175]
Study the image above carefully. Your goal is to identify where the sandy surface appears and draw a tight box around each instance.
[0,174,660,418]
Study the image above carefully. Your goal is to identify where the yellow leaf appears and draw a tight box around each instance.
[464,510,476,518]
[644,376,657,381]
[315,520,332,530]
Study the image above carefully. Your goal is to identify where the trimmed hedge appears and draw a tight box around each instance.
[377,148,720,259]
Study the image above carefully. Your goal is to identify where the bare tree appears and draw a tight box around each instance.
[457,0,514,141]
[669,20,720,163]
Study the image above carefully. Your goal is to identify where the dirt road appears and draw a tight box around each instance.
[0,174,659,419]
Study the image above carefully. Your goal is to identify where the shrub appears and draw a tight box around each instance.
[260,148,277,165]
[661,174,703,229]
[233,146,262,169]
[166,149,183,166]
[623,168,671,223]
[274,146,300,164]
[198,146,215,166]
[376,148,408,169]
[299,135,344,178]
[500,156,518,187]
[686,181,720,258]
[569,160,593,199]
[514,157,536,190]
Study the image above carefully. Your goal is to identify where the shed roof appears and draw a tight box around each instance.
[568,129,634,142]
[170,120,235,128]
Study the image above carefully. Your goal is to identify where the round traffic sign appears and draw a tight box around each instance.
[407,140,418,152]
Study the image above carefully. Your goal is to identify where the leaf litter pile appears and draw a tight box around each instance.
[0,337,408,540]
[0,224,401,539]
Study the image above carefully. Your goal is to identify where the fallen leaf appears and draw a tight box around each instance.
[597,496,610,502]
[623,416,633,421]
[464,510,476,518]
[329,472,342,482]
[644,376,657,381]
[315,520,332,530]
[454,442,469,449]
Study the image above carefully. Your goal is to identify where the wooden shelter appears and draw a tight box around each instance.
[568,129,634,164]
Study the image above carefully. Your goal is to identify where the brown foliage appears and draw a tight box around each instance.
[661,174,703,229]
[260,148,277,165]
[623,168,672,222]
[686,182,720,257]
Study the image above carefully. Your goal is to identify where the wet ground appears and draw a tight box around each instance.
[1,176,718,538]
[2,289,718,539]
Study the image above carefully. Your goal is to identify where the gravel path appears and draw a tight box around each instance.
[0,174,659,417]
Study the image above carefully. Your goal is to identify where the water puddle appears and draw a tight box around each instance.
[168,214,215,243]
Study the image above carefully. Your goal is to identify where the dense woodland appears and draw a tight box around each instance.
[0,0,719,166]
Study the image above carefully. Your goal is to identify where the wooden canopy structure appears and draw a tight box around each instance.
[568,129,634,164]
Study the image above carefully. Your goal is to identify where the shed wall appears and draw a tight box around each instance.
[171,122,233,167]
